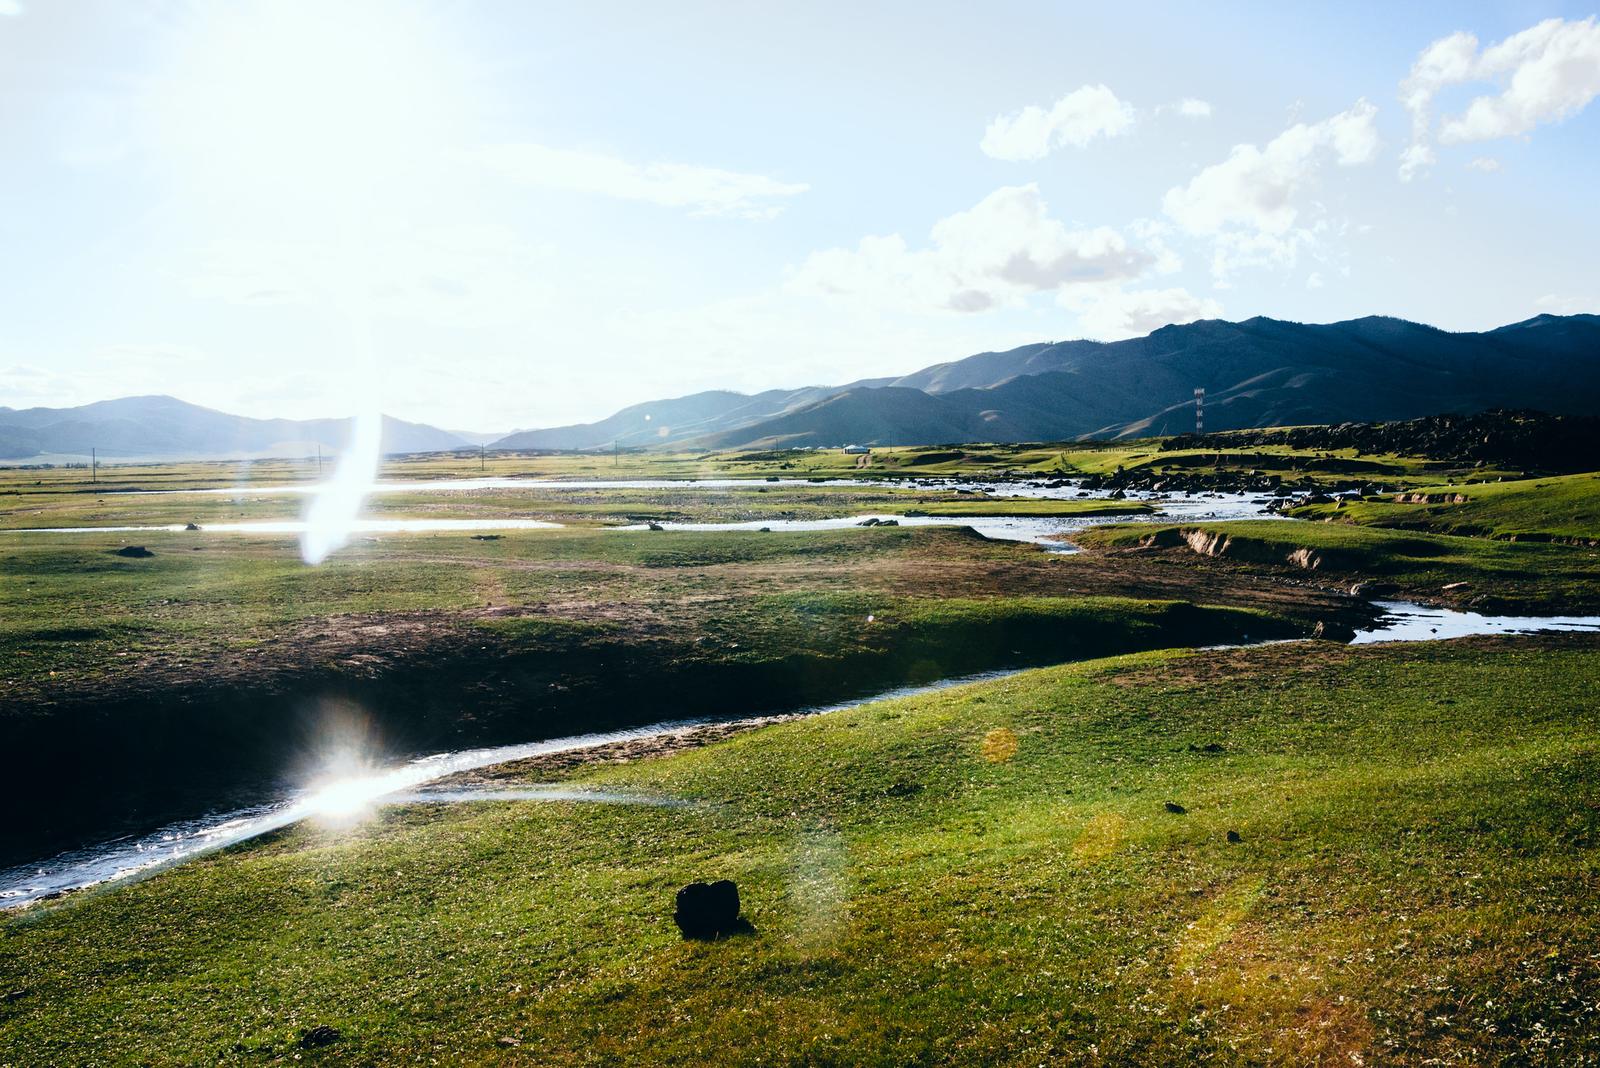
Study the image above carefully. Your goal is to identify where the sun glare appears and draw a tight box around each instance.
[146,1,473,564]
[150,0,464,203]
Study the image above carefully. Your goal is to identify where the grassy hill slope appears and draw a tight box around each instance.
[4,636,1599,1065]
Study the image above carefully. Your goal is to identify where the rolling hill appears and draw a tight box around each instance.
[0,395,473,461]
[493,313,1600,450]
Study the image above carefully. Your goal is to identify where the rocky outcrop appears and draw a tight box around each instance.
[1138,527,1330,571]
[1393,492,1471,504]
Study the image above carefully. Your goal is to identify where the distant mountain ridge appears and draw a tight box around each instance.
[491,313,1600,451]
[7,314,1597,460]
[0,395,473,461]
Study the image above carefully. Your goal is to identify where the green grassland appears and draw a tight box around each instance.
[0,479,1151,531]
[1,514,1337,868]
[1,433,1482,499]
[1289,471,1600,543]
[1076,518,1600,612]
[4,636,1598,1065]
[0,524,1301,704]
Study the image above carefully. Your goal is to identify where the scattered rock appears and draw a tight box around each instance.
[647,523,664,531]
[857,517,881,526]
[878,518,899,526]
[884,780,923,798]
[183,522,200,531]
[470,534,502,541]
[111,546,153,558]
[674,880,745,940]
[1311,619,1357,643]
[298,1026,341,1049]
[1164,801,1188,814]
[1226,830,1243,844]
[1187,742,1225,754]
[1442,581,1471,592]
[1349,580,1399,597]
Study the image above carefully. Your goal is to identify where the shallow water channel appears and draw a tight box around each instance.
[16,477,1270,549]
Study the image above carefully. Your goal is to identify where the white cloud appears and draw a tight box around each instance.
[789,184,1154,313]
[1059,286,1223,339]
[1535,293,1597,315]
[1175,98,1213,118]
[476,144,808,219]
[1399,18,1600,180]
[1466,156,1501,172]
[1397,142,1436,182]
[0,1,23,16]
[1306,271,1325,289]
[980,84,1135,161]
[1161,100,1377,280]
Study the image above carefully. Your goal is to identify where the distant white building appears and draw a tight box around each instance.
[842,444,871,455]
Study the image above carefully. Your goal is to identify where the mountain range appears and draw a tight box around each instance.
[4,314,1597,460]
[496,313,1600,450]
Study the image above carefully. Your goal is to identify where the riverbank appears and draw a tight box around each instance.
[5,634,1598,1064]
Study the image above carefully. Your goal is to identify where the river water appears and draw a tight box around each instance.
[14,478,1273,551]
[4,477,1598,909]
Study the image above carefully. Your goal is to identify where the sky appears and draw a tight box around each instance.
[2,1,1599,433]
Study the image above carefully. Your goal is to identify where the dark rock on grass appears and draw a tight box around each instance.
[674,880,749,940]
[183,522,200,531]
[298,1025,341,1049]
[111,546,153,558]
[884,780,924,798]
[647,523,665,531]
[1188,742,1225,754]
[1227,830,1243,843]
[1312,619,1357,642]
[858,517,881,526]
[470,534,502,541]
[1164,801,1188,814]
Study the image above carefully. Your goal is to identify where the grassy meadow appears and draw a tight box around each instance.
[1077,519,1600,612]
[1288,471,1600,543]
[4,636,1598,1065]
[4,436,1600,1065]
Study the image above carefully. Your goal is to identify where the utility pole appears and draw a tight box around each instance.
[480,444,486,472]
[91,447,97,484]
[316,444,323,478]
[614,440,619,468]
[1194,388,1205,434]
